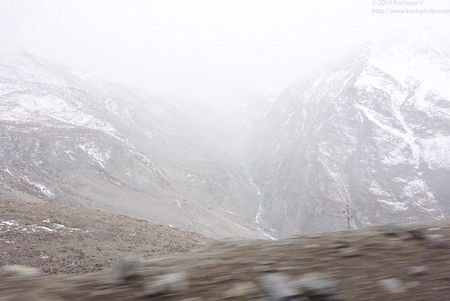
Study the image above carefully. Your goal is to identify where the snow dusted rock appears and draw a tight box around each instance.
[1,265,40,282]
[258,273,302,300]
[294,273,339,299]
[406,265,428,276]
[250,33,450,237]
[424,234,445,248]
[338,246,361,258]
[378,278,406,294]
[144,271,189,297]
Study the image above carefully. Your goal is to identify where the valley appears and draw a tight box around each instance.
[1,33,450,241]
[2,1,450,300]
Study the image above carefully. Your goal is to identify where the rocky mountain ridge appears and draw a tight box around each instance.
[249,34,450,237]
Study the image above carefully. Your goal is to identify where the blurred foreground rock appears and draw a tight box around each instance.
[1,224,450,300]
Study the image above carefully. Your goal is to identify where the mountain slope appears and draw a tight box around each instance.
[0,200,208,273]
[0,52,258,239]
[250,34,450,237]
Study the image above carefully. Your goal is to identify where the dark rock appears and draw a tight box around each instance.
[329,240,350,249]
[406,228,426,240]
[381,224,402,237]
[114,255,143,281]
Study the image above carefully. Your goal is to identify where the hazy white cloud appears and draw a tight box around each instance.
[1,0,449,101]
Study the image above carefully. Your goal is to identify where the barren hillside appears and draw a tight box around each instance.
[0,200,209,274]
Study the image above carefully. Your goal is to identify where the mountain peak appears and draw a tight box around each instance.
[249,35,450,236]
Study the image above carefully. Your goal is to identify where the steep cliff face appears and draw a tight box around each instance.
[250,35,450,237]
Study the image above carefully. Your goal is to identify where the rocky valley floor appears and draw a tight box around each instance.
[1,202,450,300]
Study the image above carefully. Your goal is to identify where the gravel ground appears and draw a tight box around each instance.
[2,200,450,300]
[0,200,209,273]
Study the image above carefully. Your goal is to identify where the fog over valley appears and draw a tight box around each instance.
[4,2,450,300]
[1,0,450,242]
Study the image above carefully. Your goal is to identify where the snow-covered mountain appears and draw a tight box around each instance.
[249,34,450,237]
[0,52,260,238]
[4,33,449,240]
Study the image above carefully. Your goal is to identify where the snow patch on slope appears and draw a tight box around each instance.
[0,94,116,133]
[355,103,419,165]
[79,142,111,169]
[420,136,450,169]
[377,199,408,212]
[402,179,443,216]
[369,181,391,197]
[0,219,81,234]
[21,175,54,198]
[0,52,68,87]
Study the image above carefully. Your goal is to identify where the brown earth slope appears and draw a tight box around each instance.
[2,219,450,300]
[0,200,209,273]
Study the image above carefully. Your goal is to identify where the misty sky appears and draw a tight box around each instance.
[1,0,449,102]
